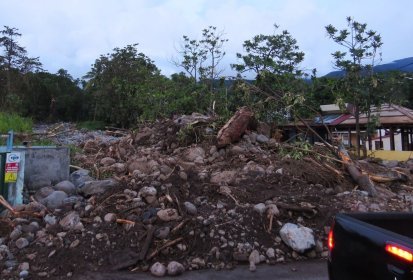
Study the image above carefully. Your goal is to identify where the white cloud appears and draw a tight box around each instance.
[0,0,412,78]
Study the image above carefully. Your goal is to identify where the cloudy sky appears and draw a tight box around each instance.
[1,0,412,79]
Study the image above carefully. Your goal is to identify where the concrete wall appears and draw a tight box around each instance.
[13,146,70,192]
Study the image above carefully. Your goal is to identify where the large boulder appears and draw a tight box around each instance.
[79,179,119,196]
[70,169,93,188]
[34,187,54,202]
[41,191,68,209]
[54,180,76,195]
[59,211,83,231]
[279,223,315,253]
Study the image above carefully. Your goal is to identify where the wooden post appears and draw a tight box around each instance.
[348,127,352,148]
[368,133,372,151]
[379,128,383,150]
[390,127,395,151]
[402,128,409,151]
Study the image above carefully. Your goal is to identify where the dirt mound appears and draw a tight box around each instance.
[1,115,413,279]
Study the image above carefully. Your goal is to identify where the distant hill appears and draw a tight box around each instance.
[324,57,413,78]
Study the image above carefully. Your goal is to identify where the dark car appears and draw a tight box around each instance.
[328,213,413,280]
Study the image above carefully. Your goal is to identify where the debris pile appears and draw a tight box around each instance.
[1,110,413,279]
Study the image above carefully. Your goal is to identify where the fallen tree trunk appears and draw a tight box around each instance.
[337,143,377,197]
[217,107,254,148]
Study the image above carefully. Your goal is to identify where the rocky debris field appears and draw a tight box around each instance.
[1,114,413,279]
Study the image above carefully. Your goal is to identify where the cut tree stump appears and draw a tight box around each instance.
[217,107,254,148]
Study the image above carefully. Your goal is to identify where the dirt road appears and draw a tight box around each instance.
[78,260,328,280]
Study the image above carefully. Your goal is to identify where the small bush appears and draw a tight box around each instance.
[0,112,32,133]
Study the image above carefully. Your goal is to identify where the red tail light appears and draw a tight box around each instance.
[328,229,334,250]
[385,243,413,262]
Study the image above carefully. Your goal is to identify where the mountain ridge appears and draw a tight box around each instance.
[324,57,413,77]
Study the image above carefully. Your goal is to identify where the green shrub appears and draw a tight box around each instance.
[0,112,33,133]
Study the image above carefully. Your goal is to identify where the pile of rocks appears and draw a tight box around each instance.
[1,118,413,279]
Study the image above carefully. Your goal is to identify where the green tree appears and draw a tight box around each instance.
[326,16,383,157]
[174,36,206,83]
[231,24,305,122]
[0,26,42,110]
[84,44,164,126]
[199,26,228,92]
[232,24,304,78]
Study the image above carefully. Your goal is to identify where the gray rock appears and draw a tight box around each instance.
[157,208,180,222]
[256,134,269,143]
[155,227,170,239]
[29,221,40,230]
[266,247,275,259]
[70,239,80,248]
[210,170,236,185]
[100,157,116,166]
[249,249,260,271]
[184,147,205,162]
[0,244,12,261]
[70,169,93,188]
[150,262,166,277]
[16,237,29,249]
[41,191,68,209]
[54,180,76,195]
[18,262,30,271]
[10,226,22,240]
[184,201,197,215]
[167,261,185,276]
[79,179,118,196]
[279,223,315,253]
[179,171,188,181]
[276,168,283,175]
[63,196,83,206]
[253,203,266,215]
[59,211,83,231]
[34,186,54,201]
[230,145,245,155]
[109,163,126,174]
[19,270,29,278]
[139,186,157,198]
[266,204,280,216]
[5,259,18,269]
[104,213,117,223]
[43,214,57,225]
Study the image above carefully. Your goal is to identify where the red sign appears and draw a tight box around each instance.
[5,162,19,172]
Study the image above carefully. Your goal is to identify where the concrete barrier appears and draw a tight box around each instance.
[13,146,70,193]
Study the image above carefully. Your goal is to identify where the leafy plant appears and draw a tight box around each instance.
[0,112,32,133]
[279,141,313,160]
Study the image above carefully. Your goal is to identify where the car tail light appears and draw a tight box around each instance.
[328,229,334,251]
[385,243,413,262]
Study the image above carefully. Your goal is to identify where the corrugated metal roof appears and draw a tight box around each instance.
[340,104,413,126]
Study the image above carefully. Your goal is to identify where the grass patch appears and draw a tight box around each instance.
[0,112,32,133]
[77,120,106,130]
[31,138,55,146]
